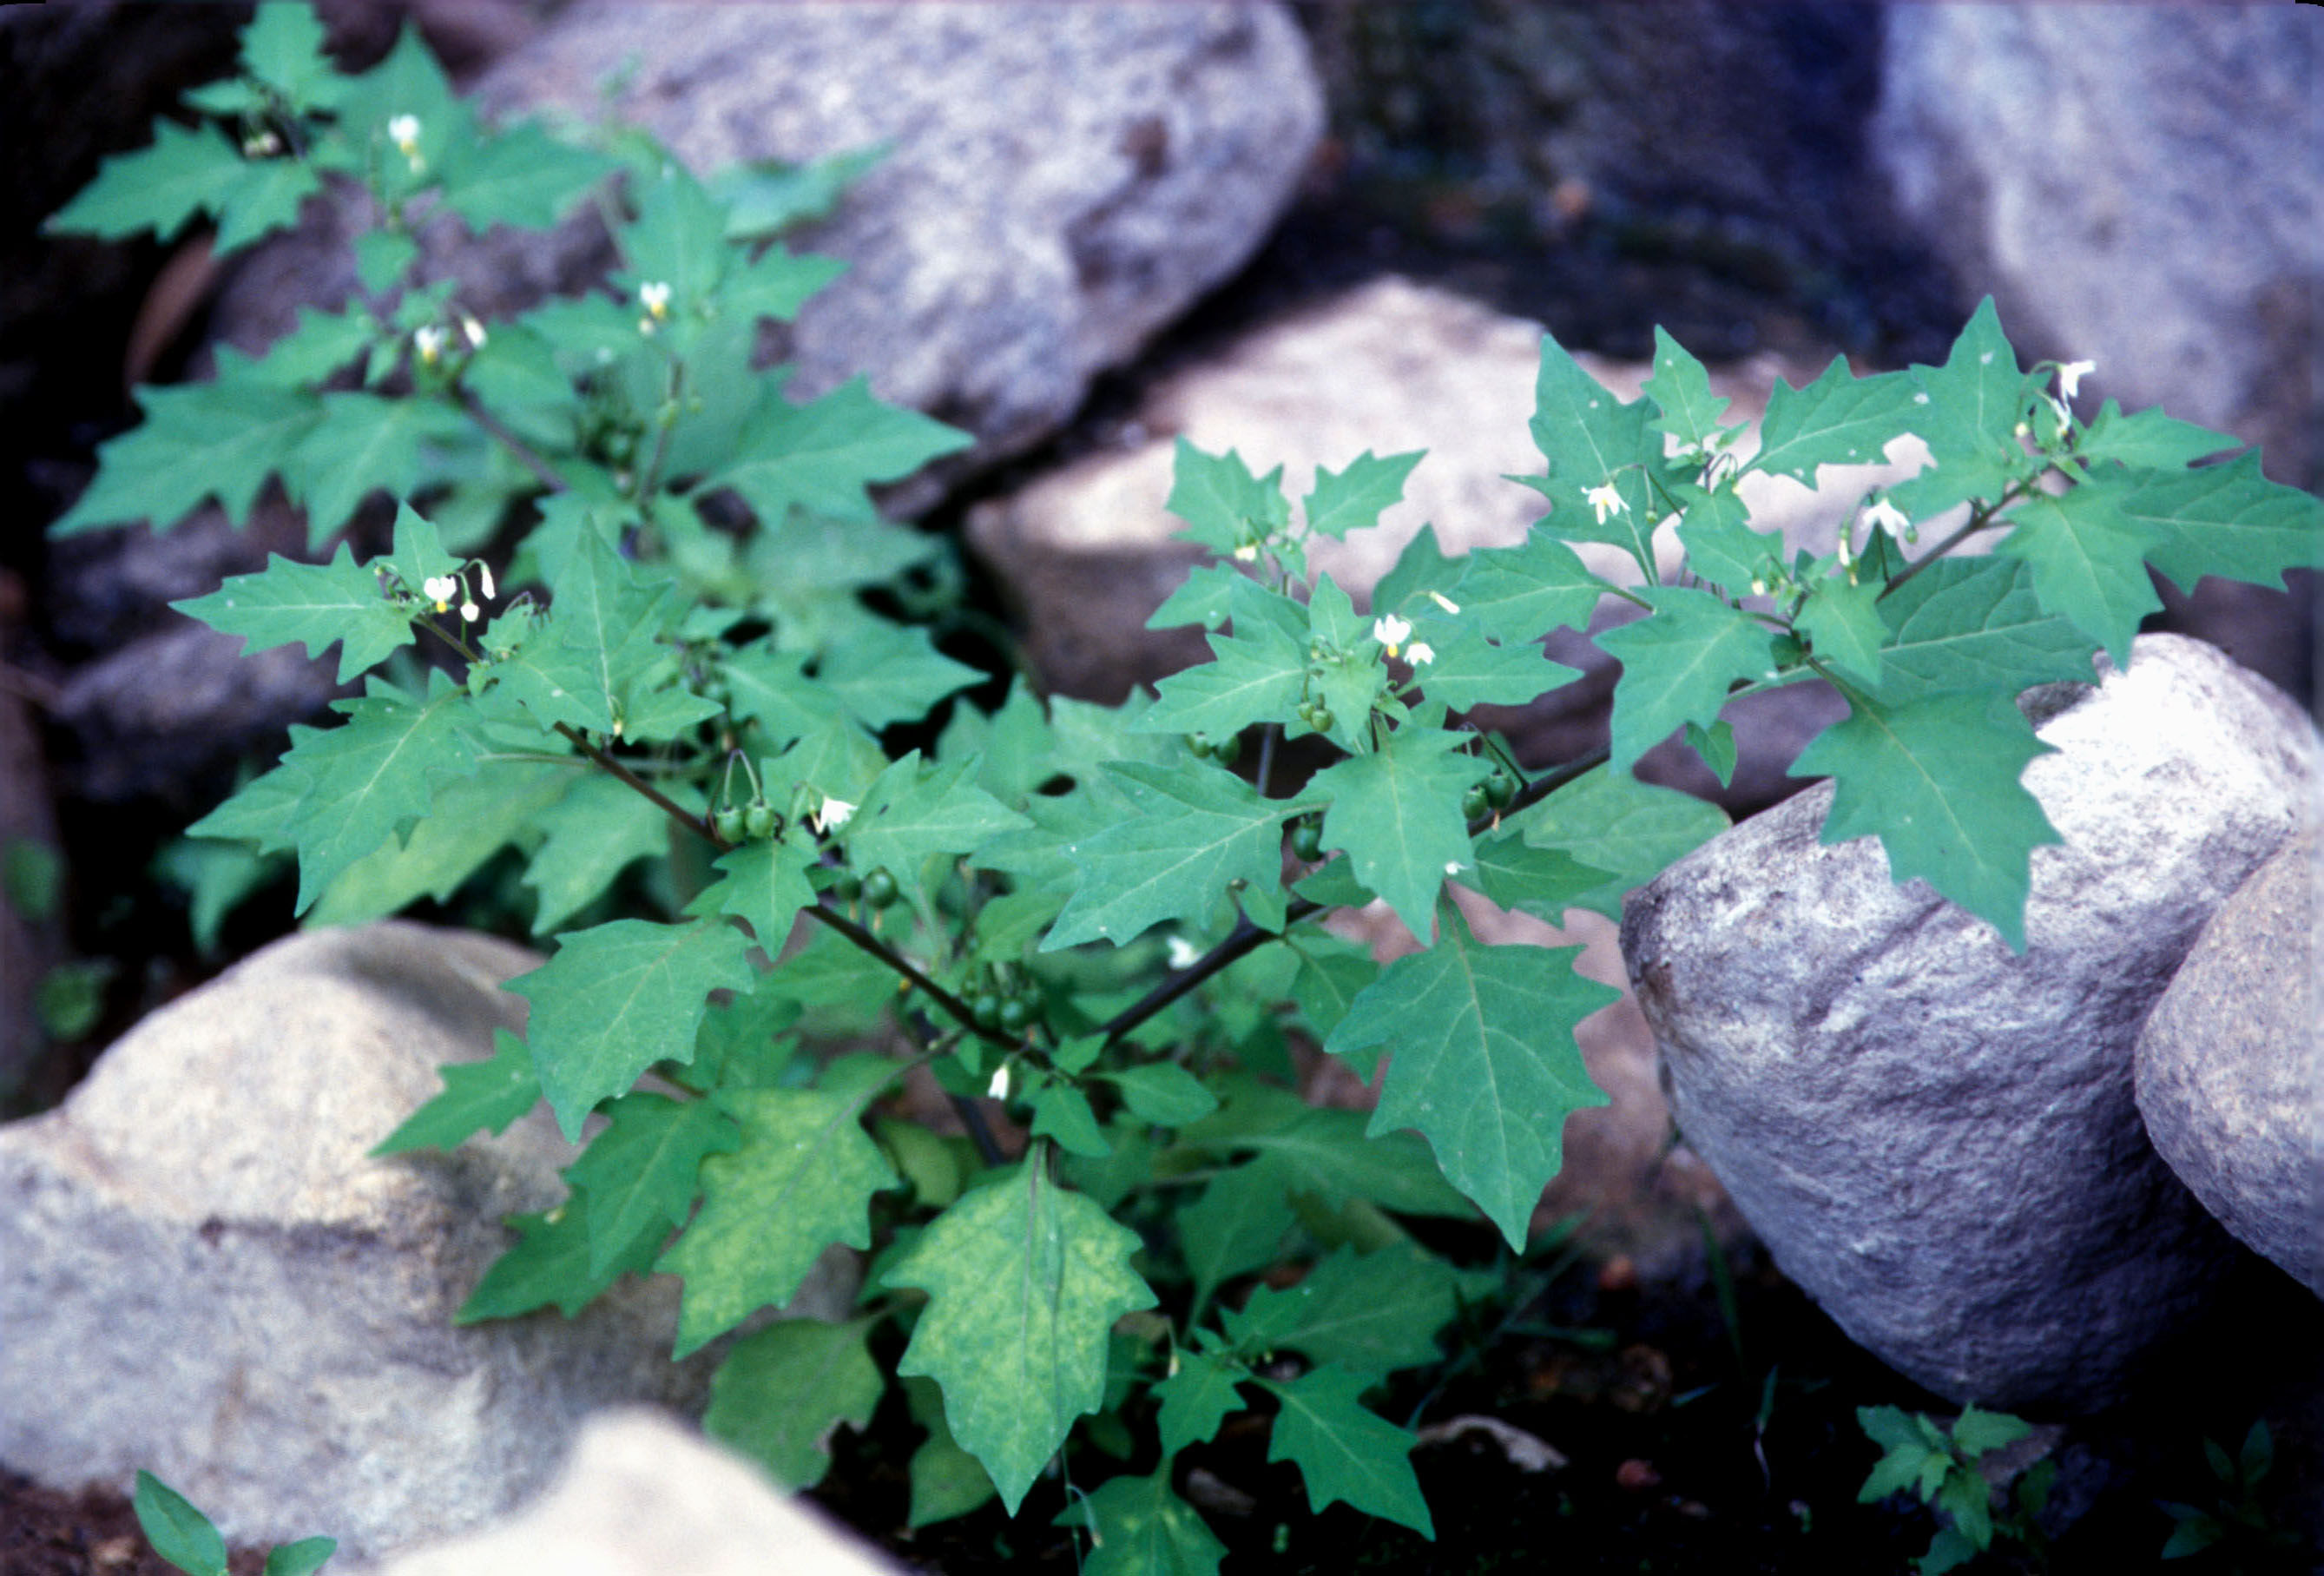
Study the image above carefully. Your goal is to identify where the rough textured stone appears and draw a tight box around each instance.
[0,922,846,1561]
[352,1408,899,1576]
[212,3,1323,514]
[968,274,1910,809]
[1621,634,2318,1412]
[1874,5,2320,490]
[2136,828,2324,1296]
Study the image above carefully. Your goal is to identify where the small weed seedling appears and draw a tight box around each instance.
[1857,1404,2054,1573]
[2159,1420,2309,1567]
[133,1471,334,1576]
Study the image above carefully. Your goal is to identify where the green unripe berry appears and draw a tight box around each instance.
[862,867,899,909]
[1307,706,1334,733]
[996,996,1032,1034]
[713,805,747,842]
[742,802,777,840]
[831,868,863,902]
[1290,819,1324,861]
[1209,732,1241,768]
[1485,768,1518,809]
[971,992,1004,1030]
[1461,786,1491,821]
[1187,733,1213,759]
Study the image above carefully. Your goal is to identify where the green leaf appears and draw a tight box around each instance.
[886,1161,1156,1513]
[1596,585,1779,772]
[1889,296,2034,516]
[1370,524,1464,622]
[1327,903,1620,1247]
[1513,764,1728,920]
[332,25,469,193]
[485,531,671,737]
[372,1028,543,1156]
[710,143,885,236]
[1135,613,1308,742]
[1794,573,1888,686]
[173,544,411,683]
[1673,485,1768,596]
[1452,530,1607,644]
[1791,689,2062,952]
[282,392,467,544]
[54,366,319,535]
[1165,439,1287,555]
[1311,725,1480,945]
[1260,1366,1434,1538]
[47,119,247,243]
[1102,1063,1219,1127]
[847,752,1028,897]
[1467,830,1612,922]
[1869,557,2097,704]
[1288,944,1379,1042]
[817,623,983,732]
[1409,621,1578,711]
[240,3,344,110]
[1684,718,1739,788]
[658,1087,897,1357]
[1304,451,1424,540]
[1993,485,2162,669]
[510,919,758,1139]
[211,155,321,255]
[1178,1164,1298,1307]
[2077,399,2243,471]
[2115,449,2324,595]
[701,377,970,526]
[1044,762,1313,950]
[261,1538,337,1576]
[1949,1403,2032,1460]
[1643,326,1733,452]
[277,674,487,913]
[699,834,818,951]
[458,1199,661,1322]
[1030,1082,1112,1158]
[354,229,419,293]
[1752,357,1923,484]
[1523,330,1657,570]
[565,1091,741,1278]
[1154,1349,1250,1457]
[1195,1098,1478,1220]
[523,772,684,936]
[247,305,378,388]
[1223,1243,1458,1373]
[1061,1469,1228,1576]
[133,1472,229,1576]
[616,159,733,306]
[705,1317,884,1490]
[437,121,616,232]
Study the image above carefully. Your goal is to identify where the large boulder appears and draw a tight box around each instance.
[2136,828,2324,1297]
[1620,635,2317,1412]
[211,2,1325,514]
[1873,5,2319,491]
[0,922,843,1561]
[968,274,1911,809]
[352,1409,899,1576]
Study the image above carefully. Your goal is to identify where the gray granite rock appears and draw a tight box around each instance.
[212,3,1323,515]
[350,1409,900,1576]
[1874,5,2320,490]
[1621,634,2318,1412]
[0,922,847,1561]
[2136,828,2324,1297]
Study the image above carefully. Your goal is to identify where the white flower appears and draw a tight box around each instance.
[1405,640,1435,666]
[477,561,496,600]
[1426,590,1461,615]
[1585,480,1627,524]
[1372,614,1412,656]
[986,1064,1011,1101]
[2057,359,2096,401]
[812,795,855,834]
[387,114,421,153]
[413,324,446,365]
[461,314,488,350]
[459,599,480,623]
[1165,934,1202,972]
[2046,395,2073,435]
[422,575,458,611]
[1864,497,1912,539]
[1232,544,1260,564]
[639,280,672,319]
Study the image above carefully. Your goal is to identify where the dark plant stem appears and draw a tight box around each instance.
[1876,484,2029,603]
[458,388,570,496]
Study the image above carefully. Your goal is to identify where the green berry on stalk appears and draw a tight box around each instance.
[1290,819,1324,861]
[831,868,863,902]
[713,805,747,842]
[1308,706,1334,734]
[1187,733,1213,759]
[971,993,1003,1030]
[862,867,899,909]
[1461,786,1490,821]
[1209,732,1241,768]
[1485,768,1518,809]
[742,802,776,840]
[996,996,1032,1034]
